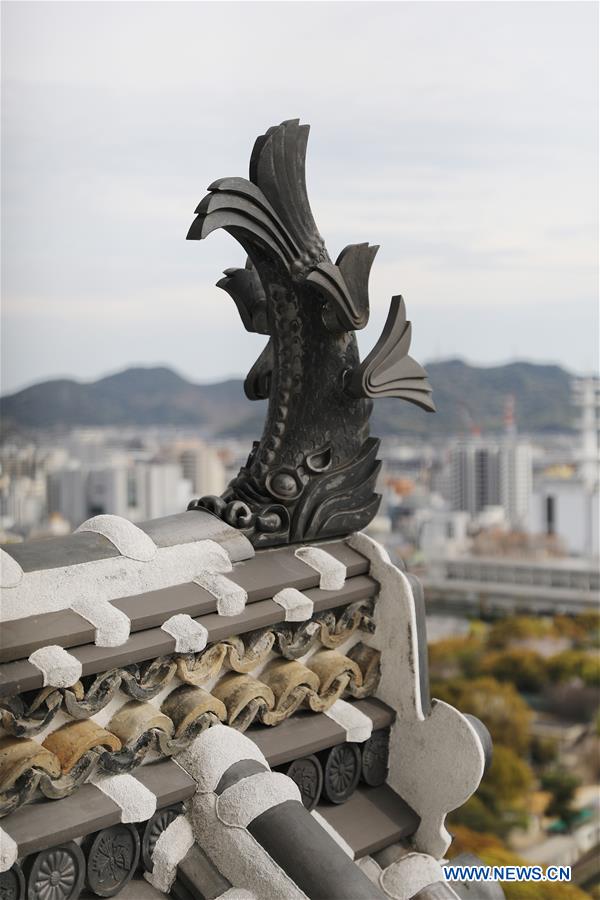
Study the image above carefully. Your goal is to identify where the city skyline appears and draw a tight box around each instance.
[2,1,598,394]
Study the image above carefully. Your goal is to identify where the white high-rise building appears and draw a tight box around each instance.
[47,466,129,527]
[86,467,129,519]
[180,443,226,498]
[573,377,600,489]
[449,438,532,528]
[47,462,192,527]
[500,440,533,529]
[47,467,87,528]
[134,462,191,521]
[0,474,46,533]
[450,441,500,518]
[528,377,599,557]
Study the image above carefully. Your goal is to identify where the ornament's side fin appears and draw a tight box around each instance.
[217,262,269,335]
[346,296,435,411]
[244,340,274,401]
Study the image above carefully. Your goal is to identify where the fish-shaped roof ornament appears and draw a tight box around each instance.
[187,119,434,547]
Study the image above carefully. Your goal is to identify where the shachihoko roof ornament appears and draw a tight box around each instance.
[187,119,434,547]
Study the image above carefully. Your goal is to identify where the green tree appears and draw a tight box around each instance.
[487,616,550,649]
[530,735,558,767]
[477,745,534,814]
[431,676,533,754]
[478,649,548,692]
[450,795,504,835]
[448,826,589,899]
[428,634,483,678]
[541,768,581,829]
[554,612,600,648]
[548,650,600,687]
[573,611,600,647]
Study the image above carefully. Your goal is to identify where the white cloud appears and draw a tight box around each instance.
[1,1,597,393]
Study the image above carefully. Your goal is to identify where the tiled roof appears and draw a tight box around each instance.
[0,510,493,899]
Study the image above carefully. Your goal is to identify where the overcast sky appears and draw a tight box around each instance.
[1,1,598,394]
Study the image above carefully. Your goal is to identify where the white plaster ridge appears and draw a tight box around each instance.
[0,540,233,623]
[272,587,314,621]
[187,792,308,900]
[347,531,485,860]
[29,645,82,688]
[0,549,23,588]
[310,811,354,859]
[71,597,131,647]
[217,771,301,829]
[347,531,424,723]
[145,814,194,894]
[294,547,346,590]
[188,539,234,573]
[356,855,382,885]
[193,572,247,616]
[325,698,373,742]
[90,773,157,823]
[0,826,18,873]
[380,853,451,900]
[77,514,157,562]
[176,724,268,793]
[162,614,208,653]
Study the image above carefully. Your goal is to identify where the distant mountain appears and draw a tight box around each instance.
[373,359,576,437]
[0,367,256,435]
[0,360,576,439]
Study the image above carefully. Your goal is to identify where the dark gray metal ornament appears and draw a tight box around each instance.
[0,862,25,900]
[361,728,390,787]
[187,120,434,546]
[285,755,323,811]
[84,825,140,898]
[25,843,85,900]
[321,742,361,804]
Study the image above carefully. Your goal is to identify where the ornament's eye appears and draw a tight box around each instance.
[266,469,302,500]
